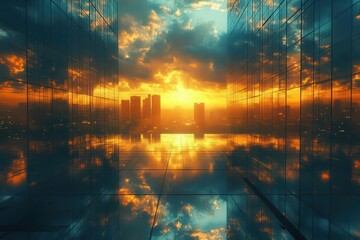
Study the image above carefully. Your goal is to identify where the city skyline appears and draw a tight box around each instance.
[118,93,216,133]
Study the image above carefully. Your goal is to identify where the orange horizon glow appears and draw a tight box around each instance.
[1,62,359,111]
[104,70,227,109]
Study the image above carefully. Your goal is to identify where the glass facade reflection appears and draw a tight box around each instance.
[228,0,360,239]
[1,0,360,239]
[2,130,299,239]
[0,0,119,239]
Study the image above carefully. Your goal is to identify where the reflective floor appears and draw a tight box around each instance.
[0,134,295,239]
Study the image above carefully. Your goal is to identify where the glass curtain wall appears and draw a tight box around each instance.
[228,0,360,239]
[0,0,119,238]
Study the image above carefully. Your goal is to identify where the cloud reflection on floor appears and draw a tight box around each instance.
[0,134,295,239]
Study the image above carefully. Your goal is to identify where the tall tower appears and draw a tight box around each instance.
[130,96,141,126]
[194,103,205,131]
[152,95,161,127]
[143,94,151,120]
[121,100,130,126]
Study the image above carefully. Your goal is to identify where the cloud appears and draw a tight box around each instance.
[189,1,224,11]
[0,1,118,95]
[181,0,226,11]
[150,194,227,239]
[119,0,163,26]
[117,0,227,91]
[1,0,228,107]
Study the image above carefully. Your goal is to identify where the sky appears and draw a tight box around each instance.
[0,0,228,110]
[117,0,228,109]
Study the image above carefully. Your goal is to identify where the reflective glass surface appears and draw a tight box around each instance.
[228,0,360,239]
[0,134,298,239]
[1,0,360,239]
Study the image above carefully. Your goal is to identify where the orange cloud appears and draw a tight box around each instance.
[1,54,25,75]
[190,227,226,240]
[119,12,164,57]
[190,1,226,12]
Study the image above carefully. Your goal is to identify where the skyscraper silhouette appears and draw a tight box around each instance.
[194,103,205,131]
[121,100,130,126]
[130,96,141,126]
[143,94,151,120]
[152,95,161,127]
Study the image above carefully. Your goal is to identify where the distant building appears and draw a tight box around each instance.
[152,95,161,127]
[194,103,205,131]
[143,94,151,120]
[130,96,141,126]
[121,100,130,125]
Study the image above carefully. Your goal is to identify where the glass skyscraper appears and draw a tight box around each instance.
[228,0,360,239]
[0,1,119,239]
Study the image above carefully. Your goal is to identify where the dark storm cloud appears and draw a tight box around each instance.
[145,21,227,83]
[0,1,118,90]
[119,0,162,27]
[117,0,227,86]
[119,58,153,82]
[146,22,217,60]
[117,0,161,82]
[0,1,27,85]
